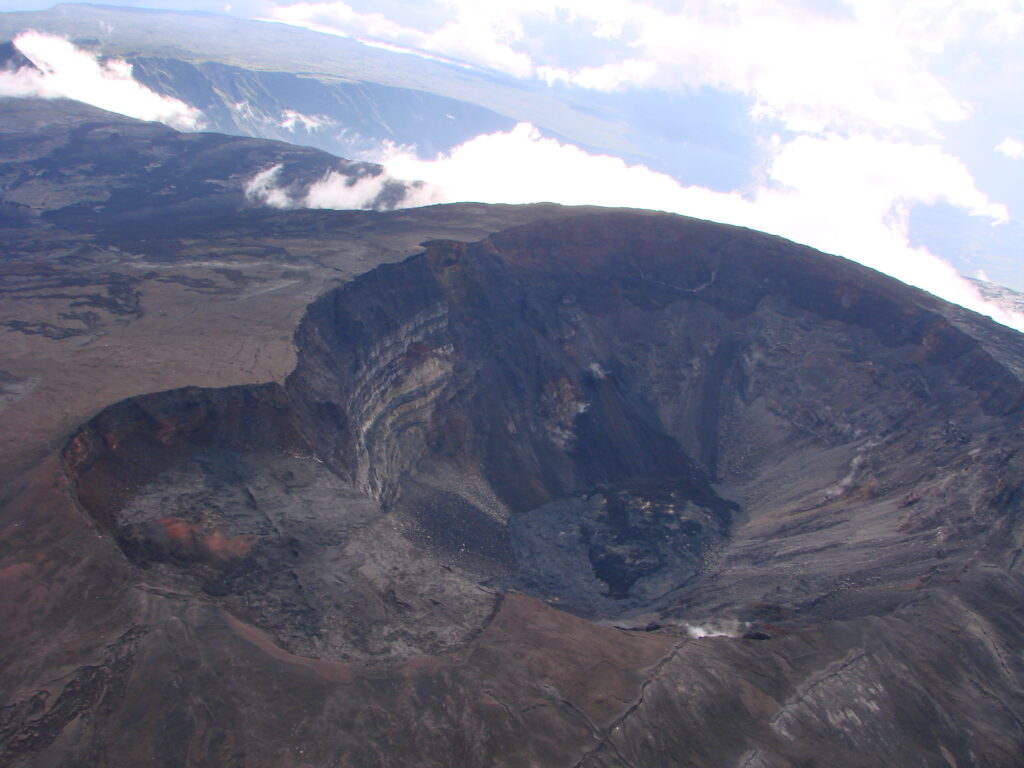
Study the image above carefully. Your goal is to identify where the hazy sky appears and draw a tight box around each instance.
[1,0,1023,324]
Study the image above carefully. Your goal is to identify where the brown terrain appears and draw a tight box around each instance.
[2,98,1024,767]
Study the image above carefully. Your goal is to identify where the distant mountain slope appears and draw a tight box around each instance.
[0,97,416,234]
[127,56,516,161]
[0,3,759,190]
[0,3,636,161]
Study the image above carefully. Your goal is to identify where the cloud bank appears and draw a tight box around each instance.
[262,122,1022,331]
[996,138,1024,160]
[270,0,1019,135]
[0,32,203,130]
[244,162,431,211]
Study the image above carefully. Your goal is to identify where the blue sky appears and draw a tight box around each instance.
[1,0,1023,324]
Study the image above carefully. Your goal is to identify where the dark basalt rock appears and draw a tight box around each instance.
[9,204,1024,766]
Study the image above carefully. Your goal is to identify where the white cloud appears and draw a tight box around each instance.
[279,122,1022,330]
[538,59,657,92]
[279,109,334,131]
[243,163,432,210]
[354,37,476,69]
[568,1,967,133]
[269,0,1005,134]
[274,0,416,42]
[0,32,203,131]
[245,165,296,208]
[272,1,536,76]
[229,100,336,135]
[303,169,403,208]
[996,137,1024,160]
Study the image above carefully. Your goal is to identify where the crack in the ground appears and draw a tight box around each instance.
[767,650,868,730]
[570,636,691,768]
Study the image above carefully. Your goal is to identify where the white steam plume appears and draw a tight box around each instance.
[683,620,746,639]
[0,31,203,131]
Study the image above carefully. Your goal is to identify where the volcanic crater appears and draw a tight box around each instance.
[62,212,1024,668]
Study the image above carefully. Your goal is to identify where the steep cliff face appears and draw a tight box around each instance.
[35,210,1024,766]
[127,56,516,161]
[286,224,738,620]
[0,3,641,168]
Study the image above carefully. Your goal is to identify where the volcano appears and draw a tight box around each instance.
[2,100,1024,767]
